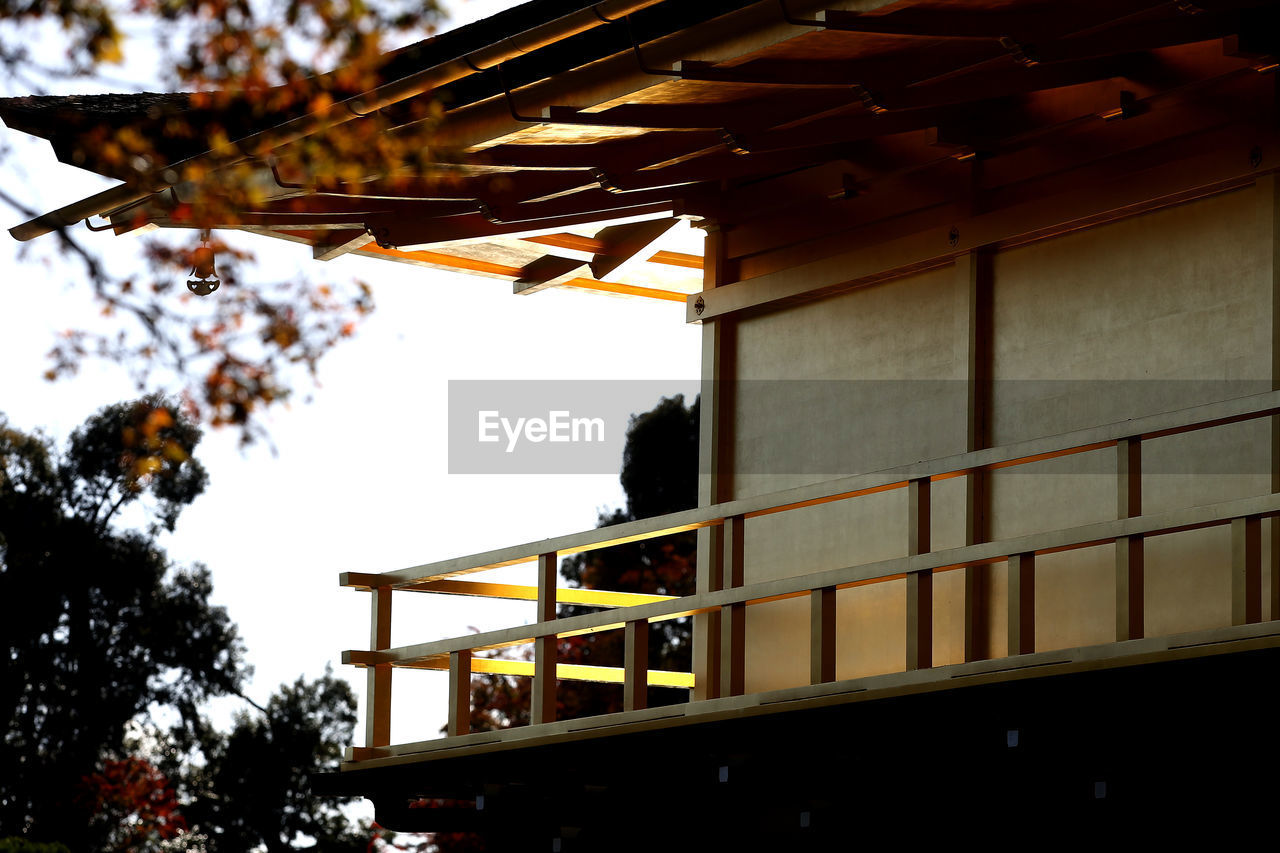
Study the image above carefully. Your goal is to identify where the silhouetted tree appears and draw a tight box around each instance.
[0,397,244,847]
[0,399,367,851]
[166,669,364,853]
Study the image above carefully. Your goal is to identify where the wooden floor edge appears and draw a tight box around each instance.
[337,618,1280,772]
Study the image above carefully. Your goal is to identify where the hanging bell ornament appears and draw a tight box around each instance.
[186,232,220,296]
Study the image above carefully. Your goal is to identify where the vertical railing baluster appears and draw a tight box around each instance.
[624,619,649,711]
[720,515,746,698]
[448,649,472,737]
[365,585,392,749]
[810,586,836,684]
[1007,552,1035,655]
[906,478,932,671]
[1116,437,1145,641]
[1232,516,1262,625]
[532,551,558,724]
[699,523,725,701]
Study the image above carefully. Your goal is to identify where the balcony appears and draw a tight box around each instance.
[335,386,1280,748]
[321,389,1280,833]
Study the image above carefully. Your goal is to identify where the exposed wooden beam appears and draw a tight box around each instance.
[488,187,684,224]
[465,42,1231,215]
[540,89,855,132]
[265,170,596,203]
[905,6,1240,88]
[541,104,721,131]
[314,228,375,261]
[258,195,480,218]
[672,16,1233,101]
[514,218,683,294]
[589,217,679,280]
[521,233,703,270]
[364,201,675,248]
[671,48,1001,90]
[498,47,1223,210]
[809,0,1177,41]
[475,132,723,169]
[354,243,689,303]
[514,254,588,294]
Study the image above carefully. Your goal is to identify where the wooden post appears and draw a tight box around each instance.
[720,603,746,697]
[1007,552,1035,655]
[720,515,746,697]
[536,550,557,623]
[1273,515,1280,624]
[723,513,745,589]
[364,586,392,748]
[1117,437,1142,519]
[532,551,558,724]
[1116,537,1144,641]
[694,225,732,702]
[905,478,932,671]
[447,649,472,737]
[1116,437,1144,641]
[1263,173,1280,621]
[810,586,836,684]
[958,250,992,662]
[699,526,724,701]
[1232,516,1262,626]
[624,619,649,711]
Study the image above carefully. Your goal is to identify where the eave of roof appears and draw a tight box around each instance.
[6,0,1279,305]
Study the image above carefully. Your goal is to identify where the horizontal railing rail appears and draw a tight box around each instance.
[342,389,1280,758]
[344,491,1280,668]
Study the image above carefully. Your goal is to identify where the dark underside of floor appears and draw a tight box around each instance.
[313,646,1280,848]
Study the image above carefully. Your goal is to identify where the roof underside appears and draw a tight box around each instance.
[4,0,1279,300]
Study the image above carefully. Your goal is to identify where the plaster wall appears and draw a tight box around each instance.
[988,188,1270,650]
[718,186,1275,693]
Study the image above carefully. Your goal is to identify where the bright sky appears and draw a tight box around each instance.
[0,0,701,759]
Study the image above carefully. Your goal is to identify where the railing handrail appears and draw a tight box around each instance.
[341,388,1280,590]
[344,490,1280,668]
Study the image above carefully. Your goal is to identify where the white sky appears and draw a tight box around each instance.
[0,0,701,757]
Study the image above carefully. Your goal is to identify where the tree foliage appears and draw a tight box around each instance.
[0,399,365,851]
[1,0,443,441]
[78,757,188,852]
[161,669,363,853]
[0,398,243,846]
[0,839,70,853]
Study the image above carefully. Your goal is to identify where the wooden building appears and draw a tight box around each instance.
[8,0,1280,845]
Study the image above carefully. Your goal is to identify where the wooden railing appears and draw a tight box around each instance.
[341,390,1280,760]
